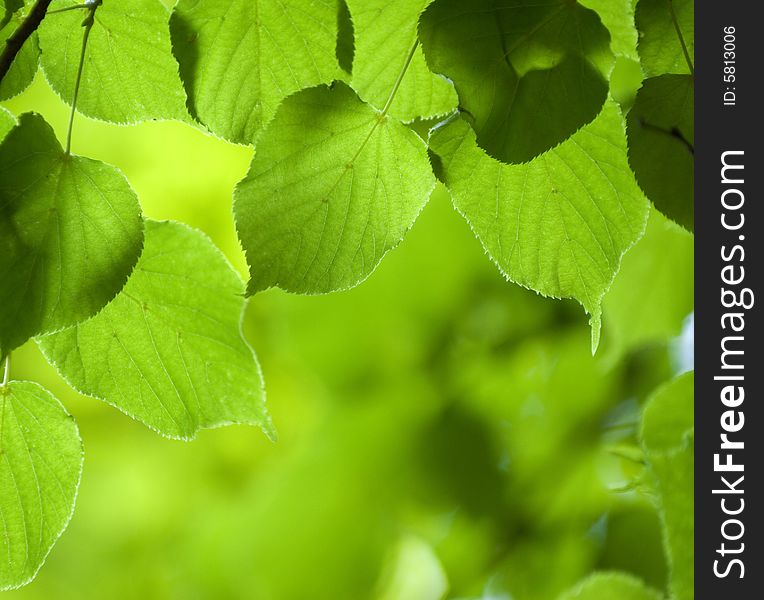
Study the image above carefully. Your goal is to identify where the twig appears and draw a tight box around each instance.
[0,0,54,84]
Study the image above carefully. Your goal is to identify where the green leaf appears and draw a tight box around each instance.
[429,100,648,350]
[170,0,340,144]
[38,0,188,124]
[0,105,14,140]
[0,381,83,591]
[636,0,693,77]
[627,74,693,231]
[346,0,457,122]
[0,2,39,101]
[0,112,144,358]
[579,0,639,60]
[419,0,613,164]
[641,372,693,600]
[602,208,693,358]
[38,220,275,441]
[234,82,435,295]
[557,572,663,600]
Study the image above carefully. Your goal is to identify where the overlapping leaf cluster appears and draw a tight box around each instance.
[0,0,693,591]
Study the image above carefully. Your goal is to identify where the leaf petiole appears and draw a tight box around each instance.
[65,0,101,155]
[667,0,693,75]
[1,354,8,388]
[47,3,92,15]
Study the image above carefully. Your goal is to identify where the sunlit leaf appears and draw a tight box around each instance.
[39,220,274,441]
[580,0,639,60]
[346,0,457,122]
[0,1,39,101]
[641,372,693,600]
[429,100,648,348]
[170,0,340,144]
[0,381,82,591]
[0,105,14,139]
[557,572,663,600]
[636,0,693,76]
[0,112,144,358]
[234,82,435,295]
[627,74,693,231]
[603,209,693,358]
[420,0,613,163]
[38,0,188,124]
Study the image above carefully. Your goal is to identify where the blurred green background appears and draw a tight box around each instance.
[1,61,692,600]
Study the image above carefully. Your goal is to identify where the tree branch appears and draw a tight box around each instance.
[0,0,54,84]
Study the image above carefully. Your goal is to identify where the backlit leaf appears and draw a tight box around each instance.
[641,372,693,600]
[39,220,274,441]
[346,0,457,122]
[579,0,639,60]
[602,208,693,358]
[234,82,435,295]
[636,0,693,77]
[627,74,693,231]
[38,0,188,124]
[0,381,82,591]
[429,100,648,349]
[0,112,144,358]
[420,0,613,163]
[557,572,663,600]
[0,2,39,101]
[171,0,340,144]
[0,105,14,139]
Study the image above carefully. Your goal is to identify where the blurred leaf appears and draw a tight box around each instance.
[0,1,39,101]
[603,209,693,358]
[636,0,693,76]
[376,536,448,600]
[0,112,144,358]
[38,0,188,124]
[171,0,340,144]
[39,220,274,440]
[641,372,693,600]
[627,75,693,231]
[0,381,82,591]
[347,0,457,122]
[419,0,612,163]
[234,82,434,294]
[580,0,640,60]
[429,102,648,349]
[557,572,662,600]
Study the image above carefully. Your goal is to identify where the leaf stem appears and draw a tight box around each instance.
[0,0,54,84]
[1,355,9,388]
[48,4,92,15]
[667,0,693,76]
[65,1,100,155]
[381,39,418,117]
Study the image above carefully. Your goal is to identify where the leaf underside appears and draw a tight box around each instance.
[429,100,648,351]
[346,0,457,122]
[420,0,613,164]
[0,112,144,358]
[627,75,693,232]
[38,0,189,124]
[0,381,83,591]
[234,82,435,295]
[39,220,274,441]
[171,0,340,144]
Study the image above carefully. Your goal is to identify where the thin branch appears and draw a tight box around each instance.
[0,0,54,84]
